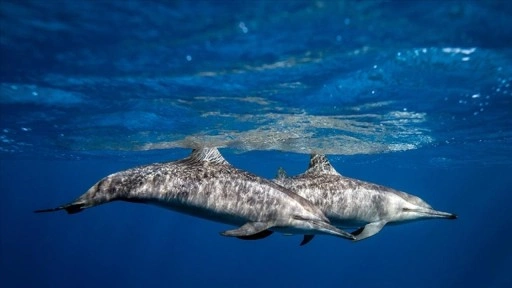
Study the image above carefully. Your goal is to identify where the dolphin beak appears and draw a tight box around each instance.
[415,208,457,219]
[313,220,356,240]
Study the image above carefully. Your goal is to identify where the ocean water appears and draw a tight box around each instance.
[1,1,511,287]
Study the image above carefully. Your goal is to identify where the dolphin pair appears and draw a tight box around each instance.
[275,154,457,241]
[35,148,355,245]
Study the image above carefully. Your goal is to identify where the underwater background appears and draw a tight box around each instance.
[1,1,511,287]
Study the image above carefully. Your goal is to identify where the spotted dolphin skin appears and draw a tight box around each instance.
[35,148,355,245]
[275,154,457,241]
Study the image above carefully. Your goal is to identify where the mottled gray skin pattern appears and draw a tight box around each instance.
[275,154,456,238]
[53,148,353,239]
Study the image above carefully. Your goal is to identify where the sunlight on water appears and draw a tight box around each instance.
[139,109,432,155]
[0,2,510,163]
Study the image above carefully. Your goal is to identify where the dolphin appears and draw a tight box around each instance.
[274,154,457,241]
[35,148,355,245]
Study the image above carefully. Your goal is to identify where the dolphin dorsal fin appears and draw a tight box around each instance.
[189,148,228,164]
[305,154,339,175]
[276,167,287,179]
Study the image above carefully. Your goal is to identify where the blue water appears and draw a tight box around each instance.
[1,1,511,287]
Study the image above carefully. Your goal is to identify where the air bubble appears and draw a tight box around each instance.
[238,22,248,33]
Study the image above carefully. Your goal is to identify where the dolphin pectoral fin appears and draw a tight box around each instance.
[221,222,274,238]
[351,226,365,236]
[300,235,314,246]
[236,230,274,241]
[351,220,387,241]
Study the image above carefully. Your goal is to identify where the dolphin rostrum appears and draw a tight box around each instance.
[35,148,355,245]
[274,154,457,241]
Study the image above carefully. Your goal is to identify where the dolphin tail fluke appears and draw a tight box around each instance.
[34,201,87,214]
